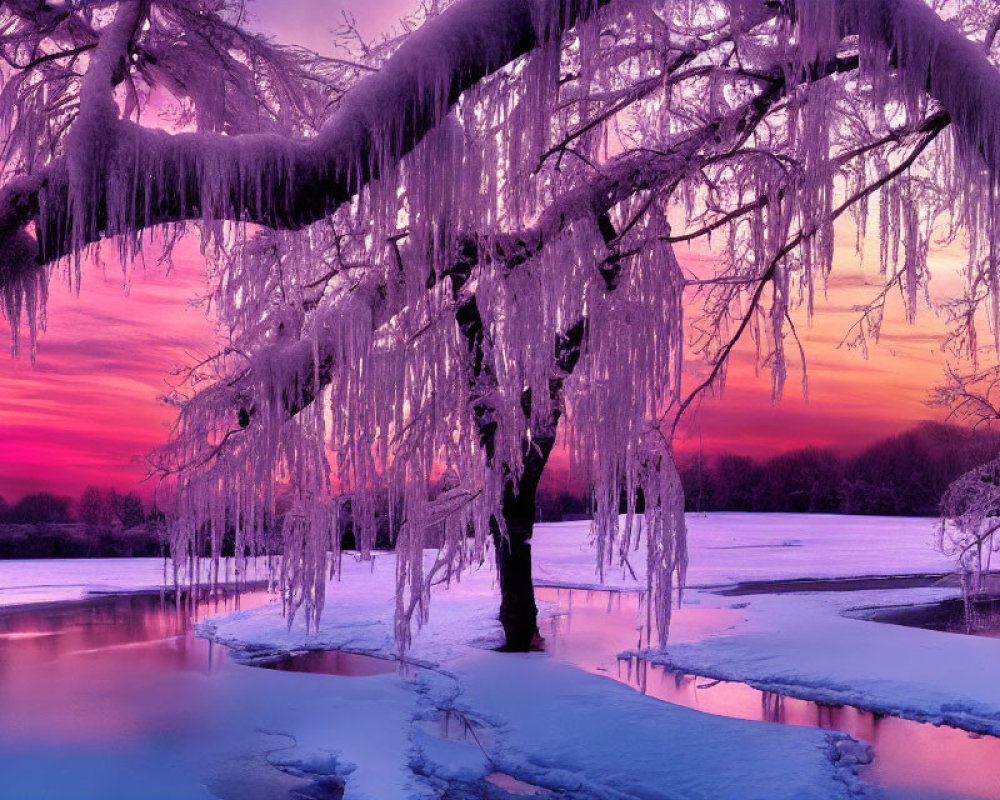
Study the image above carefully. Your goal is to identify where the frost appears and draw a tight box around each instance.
[940,457,1000,627]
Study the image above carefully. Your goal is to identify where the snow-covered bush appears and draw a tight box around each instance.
[940,458,1000,628]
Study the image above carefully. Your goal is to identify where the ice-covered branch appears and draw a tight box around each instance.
[0,0,613,277]
[841,0,1000,175]
[674,107,950,431]
[66,0,149,259]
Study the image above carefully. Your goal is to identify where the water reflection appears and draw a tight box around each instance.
[0,588,275,743]
[539,586,1000,800]
[263,650,396,676]
[0,587,338,800]
[4,583,999,799]
[484,772,549,796]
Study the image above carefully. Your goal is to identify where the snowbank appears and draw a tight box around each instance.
[443,652,862,800]
[646,583,1000,736]
[0,557,174,607]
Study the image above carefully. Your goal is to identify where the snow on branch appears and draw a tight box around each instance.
[0,0,612,270]
[940,457,1000,628]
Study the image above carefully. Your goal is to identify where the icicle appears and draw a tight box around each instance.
[0,229,46,361]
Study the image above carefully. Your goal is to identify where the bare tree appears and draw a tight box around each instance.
[940,459,1000,627]
[79,485,115,532]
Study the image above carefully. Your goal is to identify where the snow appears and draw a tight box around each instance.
[649,587,1000,735]
[0,558,173,607]
[0,557,263,608]
[200,552,505,668]
[2,538,867,798]
[199,514,957,799]
[190,512,1000,798]
[444,652,860,800]
[0,653,425,800]
[0,513,951,611]
[206,587,865,799]
[530,514,1000,736]
[533,513,956,589]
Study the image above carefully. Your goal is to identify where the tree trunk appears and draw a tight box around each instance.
[493,435,553,651]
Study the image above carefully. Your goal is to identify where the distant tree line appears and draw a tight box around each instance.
[0,486,164,559]
[677,422,1000,516]
[0,487,155,527]
[529,422,1000,520]
[3,420,994,559]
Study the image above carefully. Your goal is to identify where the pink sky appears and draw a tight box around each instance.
[0,1,963,502]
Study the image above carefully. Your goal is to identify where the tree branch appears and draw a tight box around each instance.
[0,0,613,275]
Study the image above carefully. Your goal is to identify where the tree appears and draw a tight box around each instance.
[756,448,842,513]
[8,492,72,524]
[711,455,763,512]
[111,490,146,529]
[79,486,115,531]
[4,0,1000,651]
[939,458,1000,627]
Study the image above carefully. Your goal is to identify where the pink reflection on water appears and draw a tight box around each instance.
[539,587,1000,800]
[0,588,275,745]
[485,772,549,796]
[538,586,746,667]
[264,650,396,676]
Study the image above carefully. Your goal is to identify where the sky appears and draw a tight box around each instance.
[0,1,970,502]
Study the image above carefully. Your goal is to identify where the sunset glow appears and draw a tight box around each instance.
[0,0,970,502]
[0,229,959,501]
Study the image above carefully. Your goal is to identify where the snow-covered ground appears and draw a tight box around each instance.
[536,516,1000,734]
[0,513,952,609]
[0,557,265,607]
[533,513,956,589]
[3,513,992,799]
[201,543,866,799]
[0,557,173,606]
[201,513,1000,799]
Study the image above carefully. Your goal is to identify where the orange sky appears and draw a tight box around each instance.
[0,1,972,502]
[672,241,965,460]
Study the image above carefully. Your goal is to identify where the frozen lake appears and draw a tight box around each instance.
[0,588,348,800]
[541,587,1000,800]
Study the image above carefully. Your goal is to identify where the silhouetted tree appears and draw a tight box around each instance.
[9,493,72,524]
[79,486,115,531]
[112,491,146,529]
[712,455,763,512]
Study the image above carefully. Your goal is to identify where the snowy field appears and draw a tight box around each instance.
[0,557,266,607]
[195,513,987,799]
[0,513,952,610]
[3,513,993,799]
[533,513,956,589]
